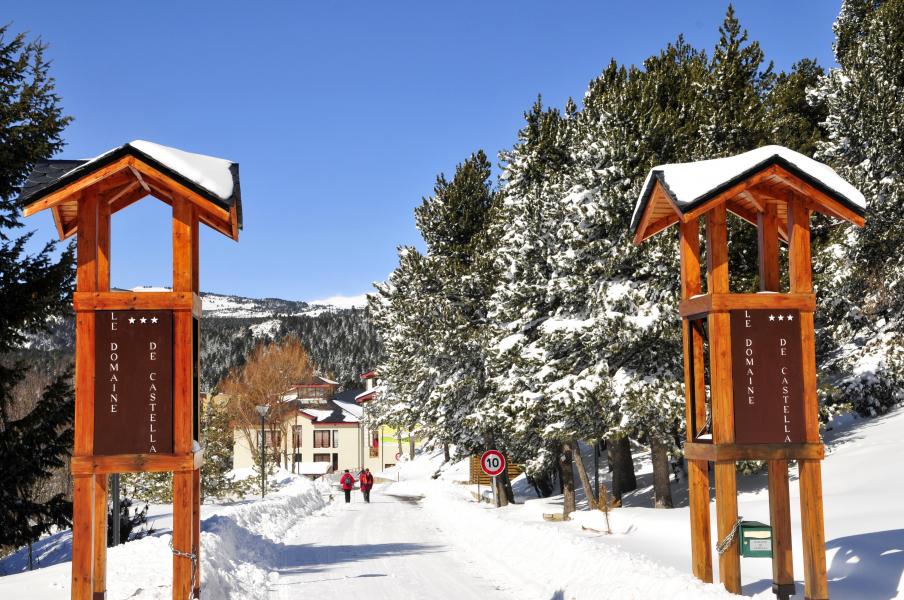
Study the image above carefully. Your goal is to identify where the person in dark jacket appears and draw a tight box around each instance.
[339,469,355,503]
[359,468,374,503]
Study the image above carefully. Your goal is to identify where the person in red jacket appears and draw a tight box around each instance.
[339,469,355,503]
[359,468,374,503]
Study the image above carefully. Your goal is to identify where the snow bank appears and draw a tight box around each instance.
[0,475,329,599]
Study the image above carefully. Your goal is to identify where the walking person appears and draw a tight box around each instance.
[359,468,374,503]
[339,469,355,503]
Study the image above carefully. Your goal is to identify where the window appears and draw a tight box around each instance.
[257,430,281,448]
[293,425,304,448]
[313,453,331,463]
[314,430,331,448]
[332,429,339,448]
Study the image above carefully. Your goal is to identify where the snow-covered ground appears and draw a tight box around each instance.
[1,407,902,599]
[0,472,330,599]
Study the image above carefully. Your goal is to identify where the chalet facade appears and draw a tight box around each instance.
[232,372,401,474]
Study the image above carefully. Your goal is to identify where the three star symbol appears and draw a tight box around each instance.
[127,315,159,324]
[768,314,796,322]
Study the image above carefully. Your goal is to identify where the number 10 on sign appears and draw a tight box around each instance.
[481,450,506,507]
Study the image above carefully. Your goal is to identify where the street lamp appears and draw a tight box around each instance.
[255,405,270,498]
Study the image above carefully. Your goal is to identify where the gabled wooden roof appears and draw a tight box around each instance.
[19,141,242,240]
[631,146,865,245]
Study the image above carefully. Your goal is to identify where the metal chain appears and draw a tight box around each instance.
[716,516,744,556]
[169,539,198,597]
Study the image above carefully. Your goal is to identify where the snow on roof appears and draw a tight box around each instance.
[334,399,363,421]
[317,375,339,385]
[129,140,235,201]
[300,408,335,422]
[631,145,866,232]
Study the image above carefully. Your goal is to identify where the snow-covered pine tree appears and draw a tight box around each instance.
[369,152,501,491]
[0,25,74,557]
[814,0,904,415]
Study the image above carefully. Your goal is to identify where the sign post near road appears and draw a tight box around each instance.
[21,141,243,600]
[631,146,865,600]
[480,450,506,507]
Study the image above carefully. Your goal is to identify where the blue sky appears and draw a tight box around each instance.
[10,1,842,302]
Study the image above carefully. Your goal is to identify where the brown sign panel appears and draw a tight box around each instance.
[730,309,805,444]
[94,310,174,455]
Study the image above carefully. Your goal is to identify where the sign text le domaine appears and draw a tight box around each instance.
[730,309,805,444]
[94,311,174,455]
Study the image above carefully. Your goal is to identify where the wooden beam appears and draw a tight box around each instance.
[97,198,111,292]
[22,156,132,217]
[678,219,712,584]
[773,164,865,227]
[738,189,764,213]
[71,451,203,475]
[757,202,781,292]
[128,165,152,193]
[683,165,780,223]
[74,291,198,313]
[679,292,816,317]
[684,442,824,461]
[130,156,236,238]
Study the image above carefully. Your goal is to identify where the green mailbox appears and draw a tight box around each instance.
[739,521,773,558]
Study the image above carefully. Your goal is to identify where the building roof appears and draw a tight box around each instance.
[631,145,865,244]
[20,140,242,240]
[298,389,365,424]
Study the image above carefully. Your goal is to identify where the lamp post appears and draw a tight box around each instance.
[255,405,270,498]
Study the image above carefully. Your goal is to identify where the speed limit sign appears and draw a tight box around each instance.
[480,450,506,477]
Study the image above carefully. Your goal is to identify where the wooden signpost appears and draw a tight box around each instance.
[631,146,865,600]
[20,141,242,600]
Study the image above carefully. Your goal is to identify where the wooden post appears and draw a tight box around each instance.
[758,201,796,598]
[73,190,98,600]
[679,219,713,583]
[789,195,829,600]
[172,198,195,600]
[191,209,201,599]
[706,205,741,594]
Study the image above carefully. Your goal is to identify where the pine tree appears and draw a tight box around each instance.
[200,398,252,501]
[0,25,73,554]
[815,0,904,415]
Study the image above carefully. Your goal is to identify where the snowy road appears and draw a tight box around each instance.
[268,487,517,600]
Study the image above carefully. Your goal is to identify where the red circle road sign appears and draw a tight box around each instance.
[480,450,506,477]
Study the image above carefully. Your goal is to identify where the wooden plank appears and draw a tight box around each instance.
[128,165,152,193]
[684,442,824,461]
[97,199,111,292]
[192,468,201,598]
[76,191,98,293]
[22,156,131,217]
[642,212,680,241]
[757,202,781,292]
[705,205,729,295]
[92,474,108,598]
[788,196,813,295]
[773,164,865,227]
[799,459,829,600]
[71,452,201,475]
[74,291,197,312]
[131,157,236,239]
[191,209,200,293]
[172,471,194,600]
[71,475,94,600]
[715,462,741,594]
[688,459,713,583]
[679,221,707,437]
[768,460,795,594]
[678,292,816,317]
[683,165,780,223]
